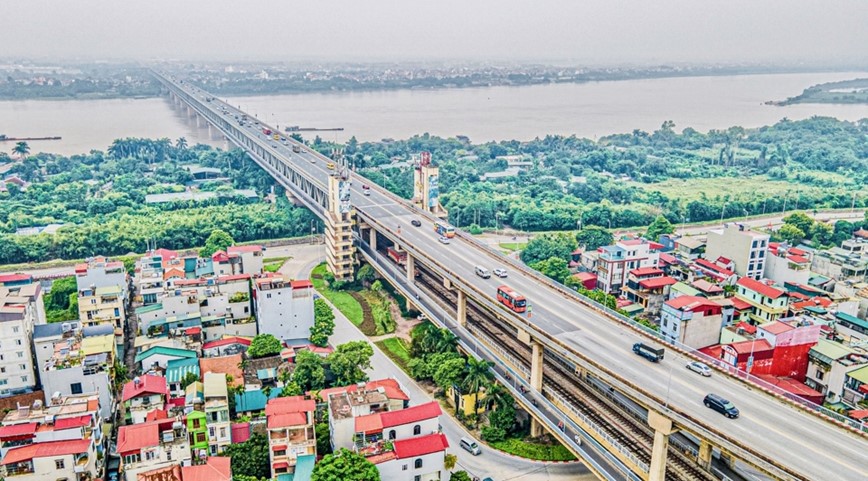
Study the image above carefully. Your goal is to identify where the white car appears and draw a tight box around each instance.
[438,236,451,245]
[686,361,712,377]
[493,268,508,278]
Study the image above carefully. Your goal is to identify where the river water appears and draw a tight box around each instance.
[2,71,867,156]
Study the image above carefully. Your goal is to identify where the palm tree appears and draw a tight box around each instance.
[175,137,188,150]
[433,328,458,353]
[12,141,30,159]
[484,382,512,411]
[462,357,494,427]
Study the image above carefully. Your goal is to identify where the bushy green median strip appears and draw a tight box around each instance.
[311,264,364,326]
[490,437,577,462]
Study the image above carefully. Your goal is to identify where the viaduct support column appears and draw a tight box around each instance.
[406,254,416,282]
[647,410,676,481]
[456,290,467,327]
[530,341,543,391]
[368,228,377,251]
[697,440,713,471]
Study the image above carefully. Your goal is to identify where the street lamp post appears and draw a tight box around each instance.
[720,203,727,223]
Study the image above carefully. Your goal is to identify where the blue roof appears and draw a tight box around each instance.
[33,323,64,339]
[135,346,198,363]
[166,358,201,384]
[235,388,281,413]
[283,454,315,481]
[837,312,868,330]
[256,368,277,380]
[83,324,114,337]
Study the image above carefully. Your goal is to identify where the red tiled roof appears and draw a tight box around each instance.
[0,273,31,284]
[355,413,383,433]
[267,413,308,429]
[199,354,244,388]
[619,239,646,246]
[146,409,169,422]
[211,251,230,262]
[730,297,753,310]
[639,276,677,290]
[854,228,868,239]
[695,259,735,277]
[227,245,263,254]
[735,322,757,335]
[788,292,809,301]
[217,273,251,283]
[265,396,315,417]
[122,375,169,402]
[184,327,201,335]
[173,279,207,287]
[393,433,449,459]
[726,339,772,355]
[290,280,313,289]
[154,248,178,261]
[691,279,724,294]
[0,423,37,438]
[117,423,159,454]
[630,267,663,277]
[54,415,91,430]
[659,253,678,264]
[182,457,231,481]
[756,375,823,399]
[231,422,251,444]
[665,295,719,311]
[849,409,868,420]
[202,337,252,350]
[1,439,91,465]
[787,255,809,264]
[380,401,441,428]
[737,277,785,299]
[791,297,833,311]
[572,272,597,281]
[313,379,410,402]
[760,321,795,335]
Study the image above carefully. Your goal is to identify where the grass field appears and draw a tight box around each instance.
[498,242,527,252]
[310,263,364,326]
[376,338,412,373]
[490,437,576,462]
[628,175,868,202]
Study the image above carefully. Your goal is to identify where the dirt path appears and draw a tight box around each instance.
[349,291,378,336]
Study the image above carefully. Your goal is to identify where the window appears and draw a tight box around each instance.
[17,352,23,358]
[816,370,824,380]
[209,427,216,437]
[414,458,423,469]
[220,427,226,438]
[196,433,206,443]
[123,454,141,465]
[20,376,27,383]
[388,430,396,440]
[145,451,156,461]
[192,418,201,429]
[267,293,272,299]
[19,364,26,371]
[71,383,83,395]
[0,380,7,386]
[414,475,421,481]
[413,425,421,435]
[56,460,65,469]
[15,339,22,346]
[12,326,19,333]
[0,368,4,373]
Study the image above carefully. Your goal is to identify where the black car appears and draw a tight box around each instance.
[703,393,739,418]
[411,219,422,227]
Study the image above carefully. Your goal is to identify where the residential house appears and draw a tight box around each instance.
[202,373,231,455]
[805,340,868,402]
[660,296,724,348]
[32,323,115,419]
[595,239,662,294]
[811,239,868,282]
[324,380,410,451]
[227,245,265,275]
[690,279,725,299]
[122,375,169,425]
[198,355,243,389]
[834,311,868,343]
[116,418,192,481]
[368,433,449,481]
[0,439,98,481]
[755,318,822,380]
[345,400,440,448]
[674,237,705,261]
[765,243,812,285]
[74,257,128,303]
[704,223,769,280]
[77,283,126,331]
[0,274,34,289]
[621,268,676,316]
[0,285,42,396]
[254,276,315,344]
[185,411,209,459]
[180,457,230,481]
[842,364,868,407]
[136,347,198,375]
[691,258,738,286]
[734,277,788,325]
[265,397,316,481]
[720,339,774,374]
[211,251,243,277]
[201,337,250,358]
[166,359,201,398]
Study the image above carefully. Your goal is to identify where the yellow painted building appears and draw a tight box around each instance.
[78,285,126,329]
[447,385,487,416]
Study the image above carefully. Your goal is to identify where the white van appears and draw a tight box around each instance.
[475,266,491,279]
[459,437,481,455]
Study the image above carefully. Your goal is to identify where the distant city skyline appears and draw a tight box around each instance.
[3,0,867,65]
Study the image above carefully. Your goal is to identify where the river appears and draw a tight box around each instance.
[3,71,868,156]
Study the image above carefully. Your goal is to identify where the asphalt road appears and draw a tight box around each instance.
[166,78,868,481]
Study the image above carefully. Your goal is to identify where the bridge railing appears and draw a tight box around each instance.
[449,228,868,434]
[356,239,642,481]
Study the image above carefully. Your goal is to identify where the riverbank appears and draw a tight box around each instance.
[768,77,868,106]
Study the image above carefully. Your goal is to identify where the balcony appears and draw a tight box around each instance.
[4,462,34,477]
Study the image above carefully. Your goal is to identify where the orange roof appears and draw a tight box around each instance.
[265,396,315,417]
[122,375,168,402]
[1,439,91,465]
[182,457,231,481]
[267,413,308,428]
[380,401,441,428]
[393,433,449,459]
[140,465,181,481]
[665,295,719,312]
[630,267,663,277]
[199,354,243,387]
[737,277,785,299]
[792,297,833,311]
[117,423,159,454]
[760,321,795,335]
[354,413,384,433]
[227,245,263,254]
[313,378,409,402]
[639,276,676,289]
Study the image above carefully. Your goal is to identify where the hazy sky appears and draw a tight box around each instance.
[4,0,867,65]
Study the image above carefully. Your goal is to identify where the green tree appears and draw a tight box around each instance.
[311,299,336,347]
[316,422,333,455]
[200,229,235,257]
[450,471,472,481]
[247,334,282,359]
[221,433,270,480]
[462,357,494,426]
[180,372,200,390]
[778,224,806,245]
[12,141,30,159]
[644,215,675,241]
[432,358,466,392]
[575,226,613,250]
[808,222,834,246]
[328,341,374,386]
[782,212,814,234]
[312,448,380,481]
[175,137,188,150]
[292,350,326,392]
[520,233,577,265]
[356,264,376,285]
[530,257,571,283]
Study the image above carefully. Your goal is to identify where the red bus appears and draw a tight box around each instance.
[497,285,527,313]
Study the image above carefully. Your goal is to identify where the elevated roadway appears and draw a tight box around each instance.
[153,71,868,481]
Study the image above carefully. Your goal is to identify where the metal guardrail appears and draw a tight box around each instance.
[356,239,642,481]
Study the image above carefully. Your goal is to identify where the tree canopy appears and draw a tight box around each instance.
[310,299,336,347]
[220,433,270,480]
[327,341,374,386]
[200,229,235,257]
[311,448,380,481]
[575,226,613,250]
[520,233,577,265]
[248,334,282,359]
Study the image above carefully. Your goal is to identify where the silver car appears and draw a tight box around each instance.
[686,361,712,377]
[438,236,451,245]
[493,268,508,278]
